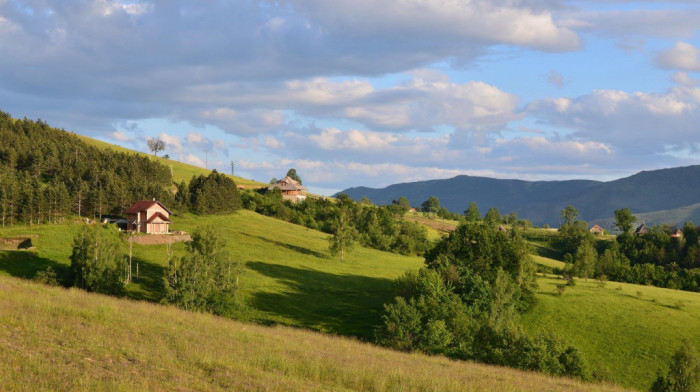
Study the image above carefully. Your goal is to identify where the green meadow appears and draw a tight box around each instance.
[0,275,630,392]
[1,212,699,390]
[0,210,423,339]
[522,275,700,390]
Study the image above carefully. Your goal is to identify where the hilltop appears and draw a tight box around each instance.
[338,166,700,227]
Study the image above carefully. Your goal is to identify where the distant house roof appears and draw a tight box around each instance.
[635,222,649,235]
[670,226,683,238]
[269,176,307,192]
[146,211,172,223]
[125,200,173,215]
[590,225,605,234]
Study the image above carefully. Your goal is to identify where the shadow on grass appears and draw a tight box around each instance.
[240,232,330,259]
[0,250,68,281]
[246,261,394,340]
[124,256,166,302]
[531,243,564,260]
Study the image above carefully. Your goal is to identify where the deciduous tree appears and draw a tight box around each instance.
[147,137,165,156]
[163,226,242,313]
[464,201,481,222]
[70,225,126,294]
[614,208,636,234]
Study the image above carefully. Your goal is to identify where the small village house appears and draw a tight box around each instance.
[589,225,605,235]
[125,199,172,234]
[670,226,683,238]
[269,176,308,203]
[635,222,649,236]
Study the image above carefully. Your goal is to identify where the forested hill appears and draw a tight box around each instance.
[0,111,173,224]
[338,166,700,227]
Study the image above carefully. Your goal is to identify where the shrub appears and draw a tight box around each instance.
[69,225,125,295]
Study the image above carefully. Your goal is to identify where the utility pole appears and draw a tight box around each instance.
[204,150,209,170]
[230,161,235,176]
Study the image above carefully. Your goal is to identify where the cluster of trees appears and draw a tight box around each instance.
[174,170,241,215]
[376,222,589,379]
[242,190,430,257]
[66,224,245,317]
[559,206,700,292]
[163,226,245,316]
[463,201,525,227]
[0,112,173,225]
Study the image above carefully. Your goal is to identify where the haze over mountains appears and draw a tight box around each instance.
[339,165,700,228]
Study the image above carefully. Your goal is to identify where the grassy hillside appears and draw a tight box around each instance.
[0,275,631,392]
[75,134,265,187]
[2,212,700,390]
[522,276,700,390]
[0,210,423,339]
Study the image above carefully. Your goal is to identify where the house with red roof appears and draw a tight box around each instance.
[589,224,605,235]
[125,199,172,234]
[269,176,308,203]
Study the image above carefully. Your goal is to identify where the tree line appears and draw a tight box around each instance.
[0,111,173,225]
[558,206,700,292]
[241,190,430,257]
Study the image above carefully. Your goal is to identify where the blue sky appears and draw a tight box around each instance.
[1,0,700,195]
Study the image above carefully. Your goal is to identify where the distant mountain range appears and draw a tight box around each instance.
[338,165,700,228]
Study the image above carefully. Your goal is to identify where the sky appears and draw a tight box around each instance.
[2,1,700,195]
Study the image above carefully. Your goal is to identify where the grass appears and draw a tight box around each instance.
[0,275,632,392]
[522,276,700,390]
[403,213,458,241]
[2,212,700,390]
[0,210,423,339]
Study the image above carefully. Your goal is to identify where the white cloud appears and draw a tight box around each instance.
[310,128,399,151]
[285,0,580,52]
[110,130,130,141]
[184,153,205,168]
[157,133,183,155]
[529,84,700,153]
[656,42,700,72]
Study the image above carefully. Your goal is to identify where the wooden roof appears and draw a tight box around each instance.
[635,223,649,235]
[146,211,172,223]
[125,200,173,215]
[269,176,307,192]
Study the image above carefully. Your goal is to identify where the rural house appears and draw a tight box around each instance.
[635,222,649,236]
[670,226,683,238]
[269,176,308,203]
[125,199,172,234]
[589,225,605,235]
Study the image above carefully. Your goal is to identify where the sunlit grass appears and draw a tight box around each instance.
[0,275,631,392]
[523,275,700,390]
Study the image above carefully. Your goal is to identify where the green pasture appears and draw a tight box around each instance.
[0,211,422,339]
[0,275,629,392]
[2,211,700,390]
[523,275,700,390]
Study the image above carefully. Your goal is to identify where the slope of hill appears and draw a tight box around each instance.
[0,275,630,392]
[75,134,265,187]
[522,275,700,390]
[0,210,424,339]
[2,211,699,389]
[338,165,700,227]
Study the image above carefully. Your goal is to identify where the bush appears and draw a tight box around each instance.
[69,225,125,295]
[163,226,243,315]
